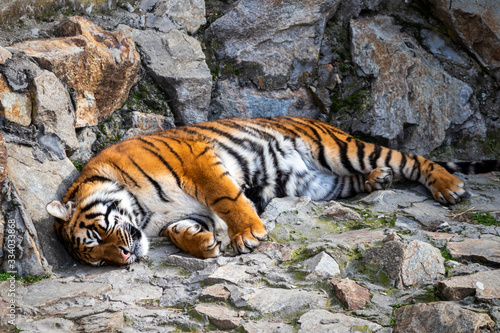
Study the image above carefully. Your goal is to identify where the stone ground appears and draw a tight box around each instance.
[1,172,499,332]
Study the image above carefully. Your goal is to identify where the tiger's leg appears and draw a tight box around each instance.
[161,216,221,259]
[183,144,268,255]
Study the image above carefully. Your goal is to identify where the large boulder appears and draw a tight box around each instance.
[11,16,141,127]
[126,27,212,125]
[153,0,206,33]
[350,15,483,155]
[428,0,500,83]
[206,0,340,90]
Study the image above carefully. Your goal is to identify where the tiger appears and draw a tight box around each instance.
[46,116,500,266]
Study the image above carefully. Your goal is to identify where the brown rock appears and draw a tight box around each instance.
[321,201,362,221]
[200,284,231,301]
[437,269,500,301]
[393,302,495,333]
[195,304,242,329]
[447,236,500,265]
[0,74,31,126]
[11,16,140,127]
[330,278,370,311]
[428,0,500,82]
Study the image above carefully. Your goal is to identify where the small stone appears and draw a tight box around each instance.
[207,262,252,284]
[243,321,294,333]
[393,302,495,333]
[447,236,500,265]
[330,278,371,310]
[298,309,382,333]
[321,201,362,221]
[0,74,31,126]
[195,304,242,329]
[80,311,125,332]
[303,252,340,278]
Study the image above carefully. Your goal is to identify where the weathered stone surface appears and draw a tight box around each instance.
[0,74,31,126]
[303,251,340,278]
[330,278,370,311]
[428,0,500,82]
[298,309,383,333]
[208,78,320,120]
[437,269,500,301]
[16,317,75,333]
[195,304,242,329]
[11,16,140,127]
[399,240,445,288]
[393,302,495,333]
[0,46,12,64]
[31,70,78,153]
[207,262,252,284]
[243,321,294,333]
[127,27,211,125]
[363,240,445,288]
[20,280,111,308]
[206,0,340,90]
[70,127,97,164]
[245,288,328,316]
[80,311,125,332]
[123,111,171,139]
[324,228,386,245]
[350,15,480,155]
[108,283,163,303]
[0,133,6,187]
[447,235,500,265]
[200,284,230,301]
[153,0,206,33]
[4,142,79,270]
[166,253,218,272]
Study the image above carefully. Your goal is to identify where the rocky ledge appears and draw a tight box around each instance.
[1,172,499,332]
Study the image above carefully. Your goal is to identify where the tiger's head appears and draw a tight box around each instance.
[46,184,149,266]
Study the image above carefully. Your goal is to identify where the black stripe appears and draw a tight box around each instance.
[149,136,184,166]
[385,149,393,168]
[143,146,182,189]
[66,175,114,200]
[356,140,366,172]
[369,145,382,169]
[137,137,158,150]
[409,155,421,181]
[129,157,170,202]
[211,190,242,206]
[109,162,140,188]
[399,153,408,176]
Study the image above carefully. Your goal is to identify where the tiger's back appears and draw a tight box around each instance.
[47,116,500,265]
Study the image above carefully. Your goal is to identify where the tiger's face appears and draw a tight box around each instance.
[47,199,149,266]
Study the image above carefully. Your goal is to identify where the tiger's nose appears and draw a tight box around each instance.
[121,249,131,263]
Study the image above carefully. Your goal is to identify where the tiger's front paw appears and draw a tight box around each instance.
[230,224,268,255]
[163,220,221,259]
[429,174,465,205]
[365,167,393,192]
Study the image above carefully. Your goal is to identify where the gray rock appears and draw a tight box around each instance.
[447,235,500,265]
[127,28,212,125]
[3,142,78,270]
[427,0,500,83]
[208,78,320,121]
[243,321,294,333]
[207,262,253,284]
[80,311,125,332]
[0,45,11,64]
[245,287,328,316]
[165,253,218,272]
[350,15,482,155]
[31,70,78,154]
[206,0,340,90]
[303,251,340,278]
[363,240,445,288]
[16,317,75,332]
[123,111,172,139]
[297,309,383,333]
[153,0,206,33]
[393,302,495,333]
[70,127,97,165]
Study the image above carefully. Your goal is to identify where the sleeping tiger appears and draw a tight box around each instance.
[46,116,500,266]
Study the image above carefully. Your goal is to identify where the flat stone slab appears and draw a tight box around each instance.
[447,235,500,265]
[298,309,382,333]
[437,269,500,301]
[330,278,370,311]
[20,280,112,308]
[245,288,328,316]
[195,304,242,329]
[324,228,386,245]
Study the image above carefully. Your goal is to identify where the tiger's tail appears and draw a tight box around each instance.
[435,160,500,175]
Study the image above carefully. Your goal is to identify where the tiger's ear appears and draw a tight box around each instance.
[46,200,75,221]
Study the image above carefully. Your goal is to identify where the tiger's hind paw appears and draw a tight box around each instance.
[365,167,393,192]
[163,220,221,259]
[230,225,268,255]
